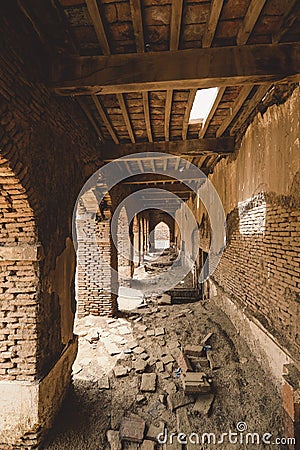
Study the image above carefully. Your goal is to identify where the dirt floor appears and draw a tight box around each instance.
[43,289,288,449]
[42,250,289,449]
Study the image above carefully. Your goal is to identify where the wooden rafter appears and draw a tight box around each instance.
[164,90,173,142]
[131,182,193,193]
[199,87,226,138]
[124,175,207,184]
[237,0,267,45]
[202,0,224,48]
[193,0,224,139]
[102,137,234,160]
[170,0,183,50]
[272,0,298,44]
[182,89,197,140]
[150,159,156,172]
[51,43,300,95]
[129,0,154,143]
[201,0,266,138]
[77,98,104,141]
[85,0,110,55]
[142,92,153,142]
[92,95,119,144]
[229,85,270,136]
[137,159,144,173]
[216,86,253,137]
[165,0,183,142]
[116,93,135,143]
[228,2,298,136]
[129,0,145,53]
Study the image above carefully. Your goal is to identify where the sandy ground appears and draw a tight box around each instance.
[42,293,287,450]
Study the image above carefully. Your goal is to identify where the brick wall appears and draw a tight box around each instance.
[0,3,102,380]
[195,85,300,361]
[213,193,300,354]
[0,157,39,381]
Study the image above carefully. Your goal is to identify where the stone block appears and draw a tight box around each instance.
[177,352,192,373]
[140,373,157,392]
[182,372,211,394]
[120,415,146,443]
[155,327,165,336]
[184,345,203,357]
[135,359,148,373]
[114,366,128,377]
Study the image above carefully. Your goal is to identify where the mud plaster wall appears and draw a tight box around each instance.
[0,4,102,379]
[197,85,300,361]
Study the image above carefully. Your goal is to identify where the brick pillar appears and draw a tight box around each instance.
[76,208,118,318]
[282,364,300,449]
[133,216,140,267]
[139,215,144,264]
[117,207,132,287]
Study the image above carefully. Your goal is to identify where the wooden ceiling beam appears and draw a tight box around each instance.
[182,89,197,140]
[202,0,224,48]
[164,90,173,142]
[229,85,270,136]
[272,0,298,44]
[116,93,135,143]
[142,92,153,142]
[164,0,183,142]
[228,3,297,136]
[201,0,266,138]
[198,0,225,138]
[129,0,145,53]
[92,95,119,144]
[102,136,234,161]
[237,0,267,45]
[216,86,253,137]
[130,0,154,143]
[124,176,205,184]
[170,0,184,50]
[130,182,193,193]
[77,98,104,141]
[199,86,226,138]
[85,0,110,55]
[51,43,300,95]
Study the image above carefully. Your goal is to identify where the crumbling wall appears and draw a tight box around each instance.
[0,157,40,382]
[198,85,300,362]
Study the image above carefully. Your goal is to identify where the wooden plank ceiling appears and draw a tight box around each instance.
[19,0,300,177]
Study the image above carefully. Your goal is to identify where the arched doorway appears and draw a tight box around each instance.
[154,221,170,249]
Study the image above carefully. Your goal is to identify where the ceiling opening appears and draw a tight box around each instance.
[189,87,219,125]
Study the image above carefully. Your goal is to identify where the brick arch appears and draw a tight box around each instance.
[0,156,40,383]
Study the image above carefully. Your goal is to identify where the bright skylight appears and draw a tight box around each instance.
[189,87,219,124]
